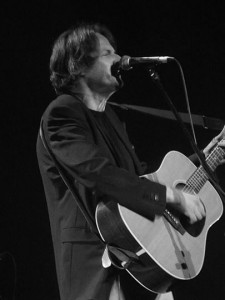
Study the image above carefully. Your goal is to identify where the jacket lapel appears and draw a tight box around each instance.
[105,104,144,175]
[68,94,144,175]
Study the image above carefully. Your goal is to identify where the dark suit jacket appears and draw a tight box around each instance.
[36,94,167,300]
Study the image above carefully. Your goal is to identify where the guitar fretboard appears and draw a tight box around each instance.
[184,145,225,194]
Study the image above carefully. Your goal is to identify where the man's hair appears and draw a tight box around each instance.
[49,23,116,94]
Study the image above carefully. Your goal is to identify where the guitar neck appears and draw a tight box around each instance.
[184,143,225,194]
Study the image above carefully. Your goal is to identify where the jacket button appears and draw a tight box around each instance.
[154,194,159,201]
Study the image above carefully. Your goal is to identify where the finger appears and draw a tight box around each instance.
[217,127,225,140]
[211,137,219,144]
[194,208,203,221]
[198,205,206,218]
[218,141,225,147]
[189,215,197,224]
[197,199,206,217]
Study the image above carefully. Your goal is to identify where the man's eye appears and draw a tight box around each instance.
[102,50,115,56]
[102,52,110,56]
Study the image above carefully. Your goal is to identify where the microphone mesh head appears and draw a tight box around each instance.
[120,56,131,70]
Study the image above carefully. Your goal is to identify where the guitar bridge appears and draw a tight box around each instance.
[163,209,185,235]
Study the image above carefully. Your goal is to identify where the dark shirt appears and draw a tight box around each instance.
[90,109,136,173]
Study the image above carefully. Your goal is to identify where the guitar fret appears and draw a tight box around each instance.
[186,167,207,193]
[185,145,224,193]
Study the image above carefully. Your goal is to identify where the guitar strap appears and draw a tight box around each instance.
[109,102,225,131]
[39,120,139,269]
[106,245,139,270]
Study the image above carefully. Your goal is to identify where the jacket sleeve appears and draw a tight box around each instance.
[42,101,166,220]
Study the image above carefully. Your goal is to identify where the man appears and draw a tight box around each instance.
[36,23,224,300]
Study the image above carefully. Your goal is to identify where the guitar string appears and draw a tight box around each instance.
[183,145,225,194]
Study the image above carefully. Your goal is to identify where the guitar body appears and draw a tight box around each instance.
[96,151,224,293]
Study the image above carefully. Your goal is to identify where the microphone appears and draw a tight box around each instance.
[112,55,174,73]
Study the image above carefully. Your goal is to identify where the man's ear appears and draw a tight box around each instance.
[79,72,85,78]
[79,66,88,77]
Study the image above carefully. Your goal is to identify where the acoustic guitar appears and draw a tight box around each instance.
[96,145,224,293]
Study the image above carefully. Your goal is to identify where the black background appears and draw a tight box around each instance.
[2,1,225,299]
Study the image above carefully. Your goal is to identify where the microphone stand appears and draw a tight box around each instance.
[148,66,225,202]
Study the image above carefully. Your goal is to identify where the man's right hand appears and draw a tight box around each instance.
[166,187,206,224]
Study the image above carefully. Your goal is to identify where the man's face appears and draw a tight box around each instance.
[83,33,122,96]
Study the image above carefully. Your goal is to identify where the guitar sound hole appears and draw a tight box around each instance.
[174,182,206,237]
[180,215,205,237]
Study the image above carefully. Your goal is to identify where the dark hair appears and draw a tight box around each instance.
[49,23,116,94]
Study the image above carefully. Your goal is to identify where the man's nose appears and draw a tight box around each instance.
[114,53,121,62]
